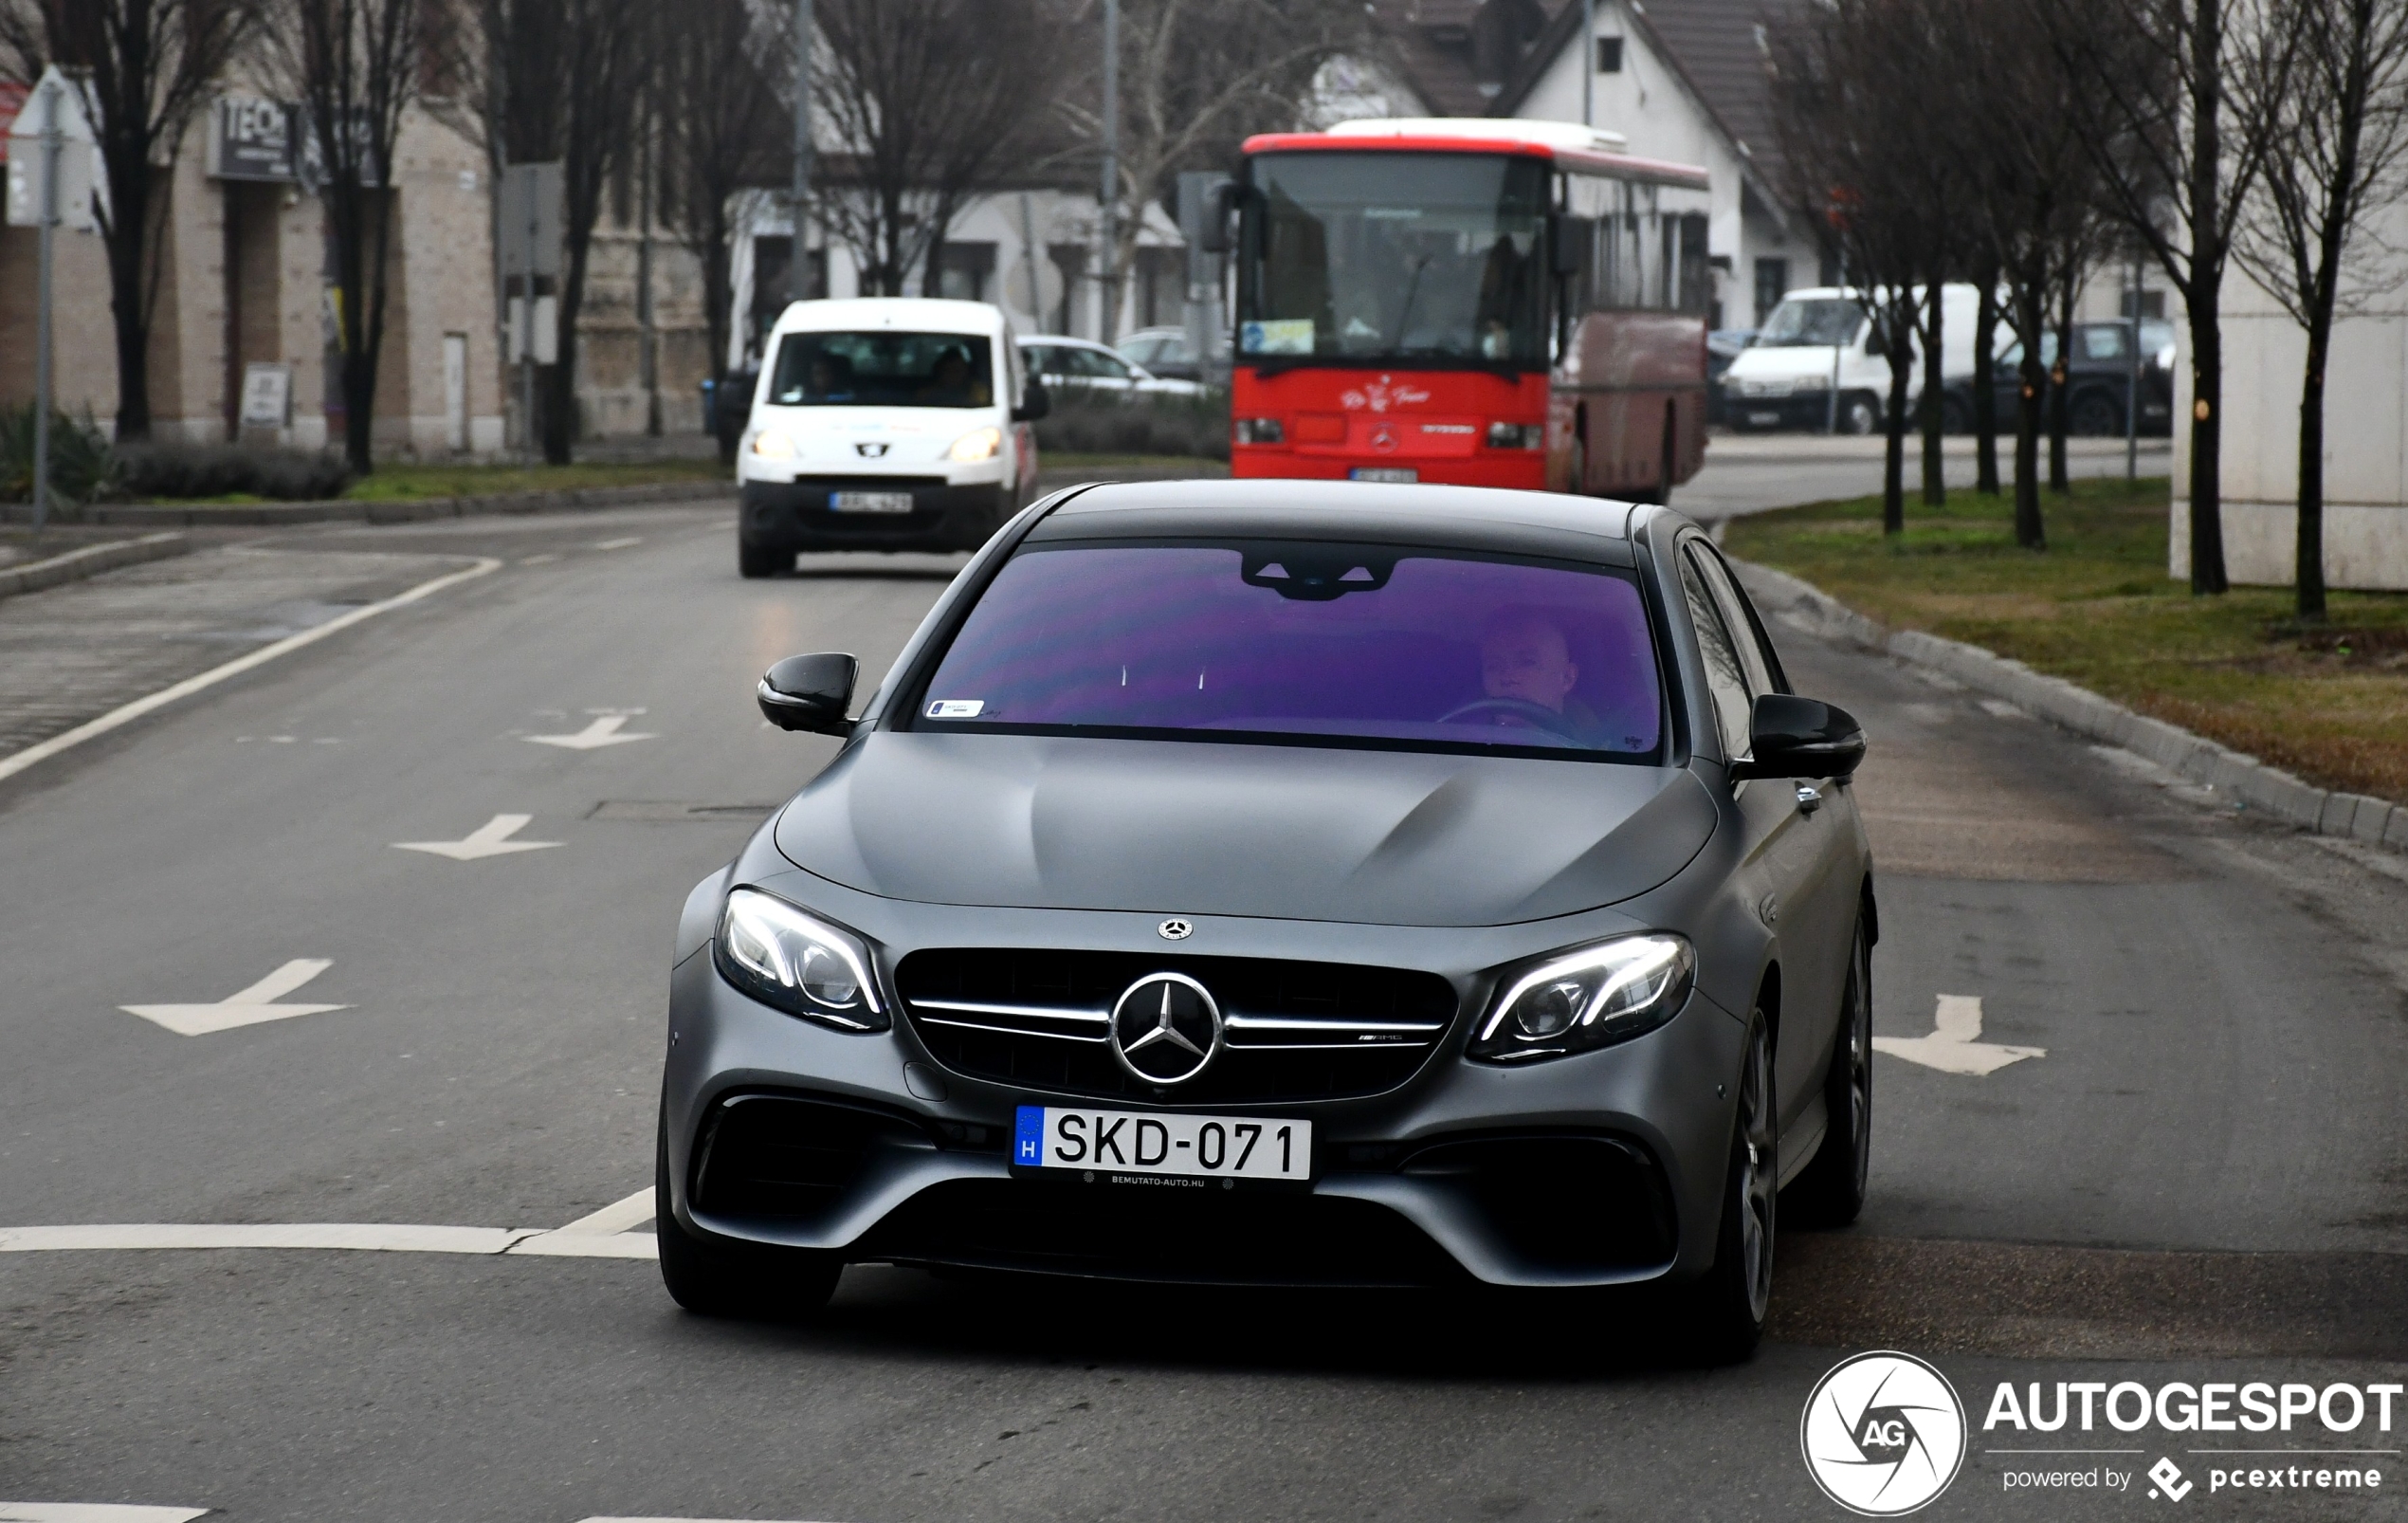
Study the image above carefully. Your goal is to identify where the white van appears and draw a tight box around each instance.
[1721,284,1985,434]
[736,298,1049,576]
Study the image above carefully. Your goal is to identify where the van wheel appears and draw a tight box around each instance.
[2070,390,2124,436]
[739,540,786,578]
[1836,394,1879,435]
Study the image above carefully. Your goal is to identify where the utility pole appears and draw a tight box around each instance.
[31,73,62,532]
[792,0,813,305]
[1098,0,1119,343]
[1582,0,1596,128]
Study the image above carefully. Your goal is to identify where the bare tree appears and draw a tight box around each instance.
[654,0,783,415]
[1070,0,1370,337]
[2042,0,2302,592]
[0,0,251,441]
[258,0,430,473]
[474,0,652,462]
[808,0,1066,299]
[2233,0,2408,617]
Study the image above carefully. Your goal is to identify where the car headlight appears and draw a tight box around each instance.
[1469,934,1694,1063]
[947,425,1002,463]
[713,888,887,1031]
[1791,372,1830,393]
[749,428,796,459]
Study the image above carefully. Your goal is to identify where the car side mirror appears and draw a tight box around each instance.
[757,652,858,736]
[1012,378,1050,423]
[1729,693,1866,780]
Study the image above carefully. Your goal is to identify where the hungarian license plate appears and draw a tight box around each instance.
[1348,467,1416,484]
[828,490,915,514]
[1747,411,1781,426]
[1013,1105,1311,1184]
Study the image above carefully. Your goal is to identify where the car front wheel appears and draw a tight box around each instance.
[1786,913,1872,1226]
[1684,1013,1776,1361]
[738,539,788,578]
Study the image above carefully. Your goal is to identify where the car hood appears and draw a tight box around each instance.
[773,733,1718,927]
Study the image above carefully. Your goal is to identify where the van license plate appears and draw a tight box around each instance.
[1012,1105,1311,1183]
[829,491,915,514]
[1747,411,1781,426]
[1348,468,1416,483]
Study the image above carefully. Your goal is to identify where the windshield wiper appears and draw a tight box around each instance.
[1388,256,1432,352]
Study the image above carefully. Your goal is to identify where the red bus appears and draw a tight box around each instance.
[1225,118,1712,502]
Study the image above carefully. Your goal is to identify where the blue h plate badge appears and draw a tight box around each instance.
[1013,1105,1045,1166]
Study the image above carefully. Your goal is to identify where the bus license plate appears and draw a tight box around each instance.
[1012,1105,1311,1183]
[1348,467,1416,484]
[829,490,915,514]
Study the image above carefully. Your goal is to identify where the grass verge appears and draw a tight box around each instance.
[1722,475,2408,804]
[339,458,727,501]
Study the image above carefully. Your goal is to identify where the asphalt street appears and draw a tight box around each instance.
[1,480,2402,1522]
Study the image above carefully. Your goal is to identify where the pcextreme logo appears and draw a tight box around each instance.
[1802,1350,1970,1515]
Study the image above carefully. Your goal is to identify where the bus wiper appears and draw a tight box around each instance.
[1389,256,1432,351]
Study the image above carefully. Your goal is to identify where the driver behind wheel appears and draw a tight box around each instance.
[1475,609,1599,738]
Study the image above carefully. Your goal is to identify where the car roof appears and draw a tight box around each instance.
[1018,335,1111,350]
[774,297,1006,338]
[1027,478,1674,565]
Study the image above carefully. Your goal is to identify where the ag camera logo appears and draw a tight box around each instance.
[1802,1350,1968,1514]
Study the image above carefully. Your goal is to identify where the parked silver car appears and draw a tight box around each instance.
[658,479,1873,1360]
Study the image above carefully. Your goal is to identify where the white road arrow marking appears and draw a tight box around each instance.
[1872,994,2045,1075]
[392,813,561,861]
[120,959,351,1037]
[525,713,656,749]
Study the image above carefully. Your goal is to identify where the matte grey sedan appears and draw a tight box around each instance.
[658,478,1872,1358]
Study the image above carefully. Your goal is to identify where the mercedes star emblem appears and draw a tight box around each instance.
[1109,972,1222,1085]
[1157,918,1193,941]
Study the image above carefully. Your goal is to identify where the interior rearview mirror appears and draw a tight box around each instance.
[1012,378,1050,423]
[1730,693,1866,780]
[757,652,859,736]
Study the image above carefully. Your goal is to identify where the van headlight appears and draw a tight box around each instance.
[947,425,1002,462]
[749,428,796,459]
[713,888,887,1032]
[1469,934,1694,1062]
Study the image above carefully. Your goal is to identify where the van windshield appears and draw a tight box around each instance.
[769,331,996,408]
[1754,298,1865,348]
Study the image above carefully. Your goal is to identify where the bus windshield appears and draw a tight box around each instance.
[1240,152,1549,369]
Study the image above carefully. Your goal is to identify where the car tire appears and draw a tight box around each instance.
[1785,914,1871,1227]
[1683,1013,1775,1363]
[2070,390,2123,437]
[738,540,786,579]
[655,1111,842,1319]
[1939,395,1972,435]
[1836,394,1879,435]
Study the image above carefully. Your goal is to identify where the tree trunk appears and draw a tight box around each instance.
[1883,314,1913,534]
[1973,272,2000,494]
[100,157,157,441]
[1921,281,1945,505]
[2048,282,2072,494]
[2188,302,2229,593]
[2295,316,2329,619]
[2185,0,2229,594]
[2014,314,2047,548]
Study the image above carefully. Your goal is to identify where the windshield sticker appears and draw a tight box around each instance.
[1241,319,1314,355]
[925,699,985,719]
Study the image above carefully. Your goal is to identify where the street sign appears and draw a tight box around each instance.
[499,162,562,277]
[5,66,95,230]
[505,295,557,363]
[239,362,293,430]
[210,95,298,182]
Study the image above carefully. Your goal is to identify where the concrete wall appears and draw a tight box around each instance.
[2171,196,2408,590]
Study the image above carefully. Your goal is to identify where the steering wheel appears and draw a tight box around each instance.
[1436,697,1580,742]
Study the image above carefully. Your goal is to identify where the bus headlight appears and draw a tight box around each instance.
[1487,422,1544,450]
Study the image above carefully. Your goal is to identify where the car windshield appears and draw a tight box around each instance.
[914,541,1665,759]
[769,331,994,408]
[1240,151,1549,368]
[1754,298,1865,347]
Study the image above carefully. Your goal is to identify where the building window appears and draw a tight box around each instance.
[1135,246,1183,328]
[933,242,996,302]
[1596,36,1623,72]
[1753,258,1788,325]
[2122,288,2166,321]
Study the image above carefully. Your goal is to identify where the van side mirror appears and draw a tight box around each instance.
[1012,378,1050,423]
[1551,215,1594,277]
[1729,693,1866,780]
[757,652,858,736]
[1863,324,1888,358]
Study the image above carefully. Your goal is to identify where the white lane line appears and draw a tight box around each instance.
[576,1517,838,1522]
[392,813,562,861]
[551,1186,655,1235]
[520,553,562,564]
[526,713,656,749]
[120,959,351,1037]
[0,557,501,786]
[1872,994,2046,1075]
[0,1506,211,1522]
[0,1223,533,1254]
[509,1187,658,1258]
[592,537,644,550]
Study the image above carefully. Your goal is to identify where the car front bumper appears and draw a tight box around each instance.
[662,866,1749,1291]
[739,477,1014,553]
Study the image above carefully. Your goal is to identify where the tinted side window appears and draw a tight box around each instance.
[1677,550,1753,760]
[1687,543,1786,695]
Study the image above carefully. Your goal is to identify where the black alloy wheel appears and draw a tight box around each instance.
[655,1109,843,1319]
[1786,913,1872,1226]
[1685,1014,1776,1361]
[2069,390,2125,437]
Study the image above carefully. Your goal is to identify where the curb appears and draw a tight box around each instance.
[0,531,191,601]
[1728,558,2408,853]
[0,479,732,528]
